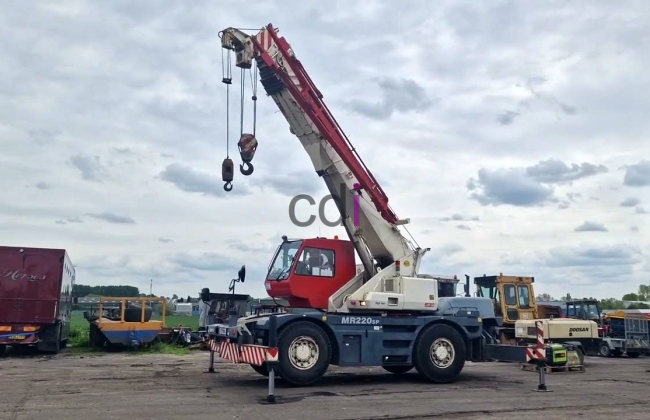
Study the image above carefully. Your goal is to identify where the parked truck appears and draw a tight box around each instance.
[0,246,75,354]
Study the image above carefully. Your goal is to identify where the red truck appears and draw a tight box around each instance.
[0,246,75,354]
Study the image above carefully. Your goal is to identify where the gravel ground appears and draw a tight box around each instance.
[1,351,649,419]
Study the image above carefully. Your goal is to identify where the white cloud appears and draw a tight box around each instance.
[1,0,649,301]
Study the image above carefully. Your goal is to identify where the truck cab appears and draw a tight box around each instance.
[566,299,602,322]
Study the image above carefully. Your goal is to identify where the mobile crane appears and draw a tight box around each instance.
[207,24,528,386]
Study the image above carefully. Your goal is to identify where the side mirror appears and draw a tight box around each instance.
[238,265,246,283]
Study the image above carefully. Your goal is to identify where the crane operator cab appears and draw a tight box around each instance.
[265,236,359,309]
[474,274,537,324]
[265,235,464,310]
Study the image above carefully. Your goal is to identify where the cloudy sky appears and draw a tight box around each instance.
[1,0,648,301]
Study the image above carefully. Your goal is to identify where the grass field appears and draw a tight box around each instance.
[68,314,200,355]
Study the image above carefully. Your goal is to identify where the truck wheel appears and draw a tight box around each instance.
[251,363,269,377]
[277,321,331,386]
[413,323,466,383]
[38,326,61,354]
[0,344,6,356]
[627,352,640,358]
[382,365,413,374]
[599,343,611,357]
[50,327,62,354]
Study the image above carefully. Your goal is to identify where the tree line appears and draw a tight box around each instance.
[73,283,650,310]
[536,284,650,310]
[73,284,142,298]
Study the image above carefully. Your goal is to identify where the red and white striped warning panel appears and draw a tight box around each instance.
[239,345,268,366]
[209,339,276,366]
[526,347,546,362]
[256,29,274,51]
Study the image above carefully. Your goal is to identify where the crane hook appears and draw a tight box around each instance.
[222,157,234,193]
[237,133,258,177]
[240,161,254,176]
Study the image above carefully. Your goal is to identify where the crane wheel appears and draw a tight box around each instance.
[382,365,413,374]
[413,323,465,383]
[250,363,270,377]
[276,321,331,386]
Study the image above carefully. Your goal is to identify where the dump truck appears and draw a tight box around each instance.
[0,246,75,354]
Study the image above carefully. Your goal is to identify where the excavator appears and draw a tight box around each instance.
[206,24,568,387]
[474,274,600,364]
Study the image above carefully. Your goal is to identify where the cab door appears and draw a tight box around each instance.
[499,283,519,322]
[516,284,536,321]
[497,283,536,323]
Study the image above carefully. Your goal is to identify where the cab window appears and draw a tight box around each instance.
[517,285,530,308]
[504,284,517,306]
[294,248,334,277]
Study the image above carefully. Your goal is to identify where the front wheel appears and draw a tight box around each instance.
[277,321,331,386]
[382,365,413,374]
[413,323,466,383]
[599,343,611,357]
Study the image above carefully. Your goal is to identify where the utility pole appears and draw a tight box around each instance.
[150,279,153,296]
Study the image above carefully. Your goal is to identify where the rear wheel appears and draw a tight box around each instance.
[38,326,61,354]
[382,365,413,374]
[598,343,611,357]
[413,323,466,383]
[0,344,6,356]
[277,321,331,386]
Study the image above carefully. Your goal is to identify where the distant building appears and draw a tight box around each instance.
[174,302,199,316]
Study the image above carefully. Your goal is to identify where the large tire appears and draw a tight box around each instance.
[251,363,269,377]
[382,365,413,374]
[277,321,331,386]
[0,344,6,356]
[124,306,153,322]
[413,323,466,383]
[38,325,61,354]
[598,343,611,357]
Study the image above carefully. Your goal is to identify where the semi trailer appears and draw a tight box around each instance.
[0,246,75,354]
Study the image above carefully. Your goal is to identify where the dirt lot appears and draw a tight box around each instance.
[1,352,649,420]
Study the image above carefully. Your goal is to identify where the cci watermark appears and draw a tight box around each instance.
[288,183,361,227]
